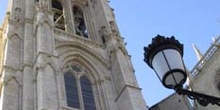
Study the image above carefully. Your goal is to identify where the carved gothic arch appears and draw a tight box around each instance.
[59,51,106,82]
[59,52,109,110]
[2,67,23,87]
[107,43,129,59]
[8,33,23,41]
[4,76,21,87]
[6,34,23,69]
[71,0,88,9]
[56,41,107,66]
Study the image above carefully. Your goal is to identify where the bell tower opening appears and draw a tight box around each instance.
[52,0,65,30]
[73,5,88,38]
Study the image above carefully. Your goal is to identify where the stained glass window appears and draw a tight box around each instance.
[64,72,80,108]
[64,64,96,109]
[80,76,96,110]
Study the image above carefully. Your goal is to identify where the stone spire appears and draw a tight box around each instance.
[192,44,203,61]
[212,37,217,43]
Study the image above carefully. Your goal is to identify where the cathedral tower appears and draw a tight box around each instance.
[0,0,147,110]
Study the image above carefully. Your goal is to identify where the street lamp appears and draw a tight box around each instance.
[143,35,220,106]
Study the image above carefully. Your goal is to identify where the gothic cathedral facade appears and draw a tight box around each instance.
[0,0,147,110]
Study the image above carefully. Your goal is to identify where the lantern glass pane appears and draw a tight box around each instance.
[152,51,170,80]
[164,72,186,88]
[164,73,176,88]
[173,71,185,84]
[163,49,185,71]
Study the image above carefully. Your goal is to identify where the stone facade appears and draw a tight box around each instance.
[0,0,147,110]
[189,37,220,110]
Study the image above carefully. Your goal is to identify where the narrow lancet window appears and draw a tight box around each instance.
[73,6,88,38]
[52,0,65,30]
[80,76,96,110]
[64,72,80,108]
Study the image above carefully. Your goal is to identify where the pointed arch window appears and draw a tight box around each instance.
[73,6,88,38]
[64,72,80,108]
[64,64,96,110]
[80,76,96,110]
[52,0,65,30]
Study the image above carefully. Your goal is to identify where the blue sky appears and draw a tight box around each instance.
[1,0,220,107]
[110,0,220,107]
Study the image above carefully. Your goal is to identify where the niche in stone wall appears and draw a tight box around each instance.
[7,34,22,68]
[41,22,53,54]
[109,51,124,93]
[4,78,20,110]
[43,64,59,109]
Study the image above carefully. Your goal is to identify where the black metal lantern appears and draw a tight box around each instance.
[144,35,220,107]
[144,35,187,89]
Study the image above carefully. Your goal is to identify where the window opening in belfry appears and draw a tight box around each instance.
[73,6,88,38]
[52,0,65,30]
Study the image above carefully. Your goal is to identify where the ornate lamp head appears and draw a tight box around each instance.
[144,35,187,89]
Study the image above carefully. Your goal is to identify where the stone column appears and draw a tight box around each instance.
[22,66,34,110]
[22,0,35,109]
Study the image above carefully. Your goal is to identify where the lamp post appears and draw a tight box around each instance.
[143,35,220,107]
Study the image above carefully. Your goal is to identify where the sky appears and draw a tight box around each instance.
[0,0,220,107]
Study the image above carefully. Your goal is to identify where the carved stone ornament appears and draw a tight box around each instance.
[65,63,86,75]
[14,7,21,22]
[41,0,49,11]
[99,26,108,43]
[91,0,97,8]
[109,21,116,33]
[36,0,49,12]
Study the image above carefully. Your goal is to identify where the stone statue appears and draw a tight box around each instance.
[99,26,108,43]
[109,21,116,33]
[14,7,21,22]
[91,0,97,8]
[41,0,49,12]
